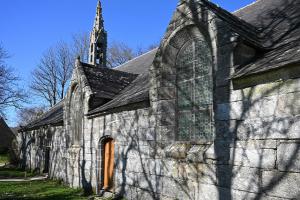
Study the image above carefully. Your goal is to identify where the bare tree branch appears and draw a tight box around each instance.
[30,44,72,107]
[107,42,135,68]
[0,43,27,117]
[72,32,90,63]
[30,36,158,107]
[17,106,46,126]
[107,41,158,68]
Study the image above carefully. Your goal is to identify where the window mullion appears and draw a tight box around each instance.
[193,41,197,140]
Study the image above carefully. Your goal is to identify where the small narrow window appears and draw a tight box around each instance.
[176,39,213,141]
[70,86,82,145]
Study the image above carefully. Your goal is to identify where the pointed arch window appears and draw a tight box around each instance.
[176,39,213,141]
[70,85,82,145]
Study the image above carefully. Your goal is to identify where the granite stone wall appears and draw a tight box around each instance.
[76,76,300,200]
[117,1,300,199]
[18,126,64,176]
[18,1,300,199]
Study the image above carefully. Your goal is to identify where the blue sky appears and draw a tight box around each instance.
[0,0,255,126]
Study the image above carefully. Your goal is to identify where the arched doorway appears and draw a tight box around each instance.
[100,137,115,191]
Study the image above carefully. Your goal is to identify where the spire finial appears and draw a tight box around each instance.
[97,0,102,11]
[89,0,107,67]
[94,0,104,29]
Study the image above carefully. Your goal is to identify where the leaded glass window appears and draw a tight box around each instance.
[176,39,213,141]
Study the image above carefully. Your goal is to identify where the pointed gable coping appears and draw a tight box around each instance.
[194,0,266,50]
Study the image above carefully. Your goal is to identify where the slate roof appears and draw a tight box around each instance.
[87,49,157,116]
[20,50,157,127]
[232,0,300,78]
[20,101,64,131]
[21,0,300,124]
[115,48,158,74]
[87,73,150,116]
[81,62,138,99]
[89,0,300,114]
[234,0,300,48]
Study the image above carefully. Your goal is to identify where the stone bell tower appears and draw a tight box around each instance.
[89,0,107,67]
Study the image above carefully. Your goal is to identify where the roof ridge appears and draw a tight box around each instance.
[233,0,263,14]
[115,48,158,70]
[81,61,138,76]
[107,67,139,76]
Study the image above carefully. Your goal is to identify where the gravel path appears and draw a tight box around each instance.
[0,176,48,182]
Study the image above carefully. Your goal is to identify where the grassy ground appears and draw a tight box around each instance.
[0,167,37,179]
[0,167,123,200]
[0,180,86,200]
[0,154,9,164]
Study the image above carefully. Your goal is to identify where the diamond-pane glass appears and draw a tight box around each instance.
[178,81,193,109]
[177,62,193,82]
[178,111,193,140]
[195,76,212,106]
[176,39,213,141]
[195,109,212,140]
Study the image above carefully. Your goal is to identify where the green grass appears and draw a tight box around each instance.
[0,154,9,164]
[0,180,86,200]
[0,168,37,179]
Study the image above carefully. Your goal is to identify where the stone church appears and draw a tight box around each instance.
[18,0,300,199]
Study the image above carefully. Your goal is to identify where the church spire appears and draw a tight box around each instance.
[94,0,104,30]
[89,0,107,67]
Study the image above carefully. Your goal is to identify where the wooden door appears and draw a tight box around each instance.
[103,139,114,190]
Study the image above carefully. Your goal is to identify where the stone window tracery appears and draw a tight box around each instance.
[176,38,213,141]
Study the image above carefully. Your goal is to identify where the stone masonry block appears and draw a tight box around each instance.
[157,126,175,141]
[262,170,300,199]
[217,165,261,193]
[276,92,300,117]
[152,100,175,114]
[231,140,277,149]
[230,147,276,169]
[216,101,249,120]
[157,87,176,100]
[277,142,300,173]
[165,143,191,159]
[237,116,300,139]
[157,113,175,126]
[187,144,228,163]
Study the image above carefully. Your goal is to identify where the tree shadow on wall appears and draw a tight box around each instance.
[183,0,300,200]
[114,111,163,200]
[18,131,33,170]
[112,1,300,200]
